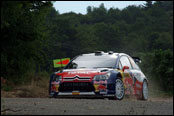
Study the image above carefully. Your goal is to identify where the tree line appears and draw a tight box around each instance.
[1,1,173,93]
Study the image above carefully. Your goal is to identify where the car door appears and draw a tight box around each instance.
[119,56,134,95]
[128,56,144,96]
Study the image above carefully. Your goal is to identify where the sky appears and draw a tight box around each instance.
[53,1,146,14]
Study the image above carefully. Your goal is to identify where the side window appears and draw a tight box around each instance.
[120,56,132,69]
[128,57,140,70]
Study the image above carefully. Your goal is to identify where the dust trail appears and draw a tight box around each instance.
[147,78,173,101]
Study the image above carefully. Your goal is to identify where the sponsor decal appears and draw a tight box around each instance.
[135,83,142,88]
[51,81,60,85]
[98,85,107,90]
[67,71,96,75]
[94,84,99,92]
[51,81,60,92]
[94,80,107,92]
[56,84,59,92]
[134,81,143,97]
[124,76,134,95]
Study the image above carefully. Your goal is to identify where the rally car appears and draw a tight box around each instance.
[49,51,148,100]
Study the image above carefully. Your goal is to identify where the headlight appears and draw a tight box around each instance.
[53,75,62,82]
[93,72,111,81]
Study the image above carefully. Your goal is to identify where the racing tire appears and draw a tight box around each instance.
[141,80,148,100]
[115,78,125,100]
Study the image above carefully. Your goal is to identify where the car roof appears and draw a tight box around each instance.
[81,51,129,57]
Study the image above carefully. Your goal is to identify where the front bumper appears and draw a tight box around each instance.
[50,80,116,97]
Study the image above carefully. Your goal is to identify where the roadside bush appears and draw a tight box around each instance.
[140,49,173,94]
[152,49,173,93]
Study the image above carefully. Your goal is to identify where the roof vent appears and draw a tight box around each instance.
[95,51,104,56]
[108,51,114,55]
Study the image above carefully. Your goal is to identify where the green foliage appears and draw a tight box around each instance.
[152,49,173,92]
[140,49,173,93]
[1,1,52,82]
[1,84,13,91]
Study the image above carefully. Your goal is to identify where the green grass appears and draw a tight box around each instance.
[1,71,50,98]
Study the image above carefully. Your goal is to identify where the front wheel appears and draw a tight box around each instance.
[115,78,125,100]
[142,80,148,100]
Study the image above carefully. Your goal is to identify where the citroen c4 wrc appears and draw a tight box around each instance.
[49,51,148,100]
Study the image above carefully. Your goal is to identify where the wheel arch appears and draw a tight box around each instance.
[117,73,122,79]
[115,72,123,80]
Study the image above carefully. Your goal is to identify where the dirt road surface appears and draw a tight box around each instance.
[1,97,173,115]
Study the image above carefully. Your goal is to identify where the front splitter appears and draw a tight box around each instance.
[58,92,95,95]
[50,92,114,98]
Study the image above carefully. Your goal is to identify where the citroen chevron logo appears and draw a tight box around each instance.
[63,76,91,81]
[74,75,80,80]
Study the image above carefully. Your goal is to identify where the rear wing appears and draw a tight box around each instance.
[132,57,141,63]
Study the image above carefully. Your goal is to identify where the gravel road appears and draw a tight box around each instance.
[1,97,173,115]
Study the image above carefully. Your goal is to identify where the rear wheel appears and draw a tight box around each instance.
[142,80,148,100]
[115,78,125,100]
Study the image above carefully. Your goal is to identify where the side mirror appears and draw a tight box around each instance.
[122,66,129,72]
[132,57,141,64]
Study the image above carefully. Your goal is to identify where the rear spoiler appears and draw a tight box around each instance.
[132,57,141,63]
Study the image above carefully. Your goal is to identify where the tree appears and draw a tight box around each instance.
[1,1,52,82]
[89,3,107,23]
[144,1,153,9]
[87,6,92,14]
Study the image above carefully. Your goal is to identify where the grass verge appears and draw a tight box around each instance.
[1,72,50,98]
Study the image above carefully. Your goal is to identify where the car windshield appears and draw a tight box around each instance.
[65,54,118,69]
